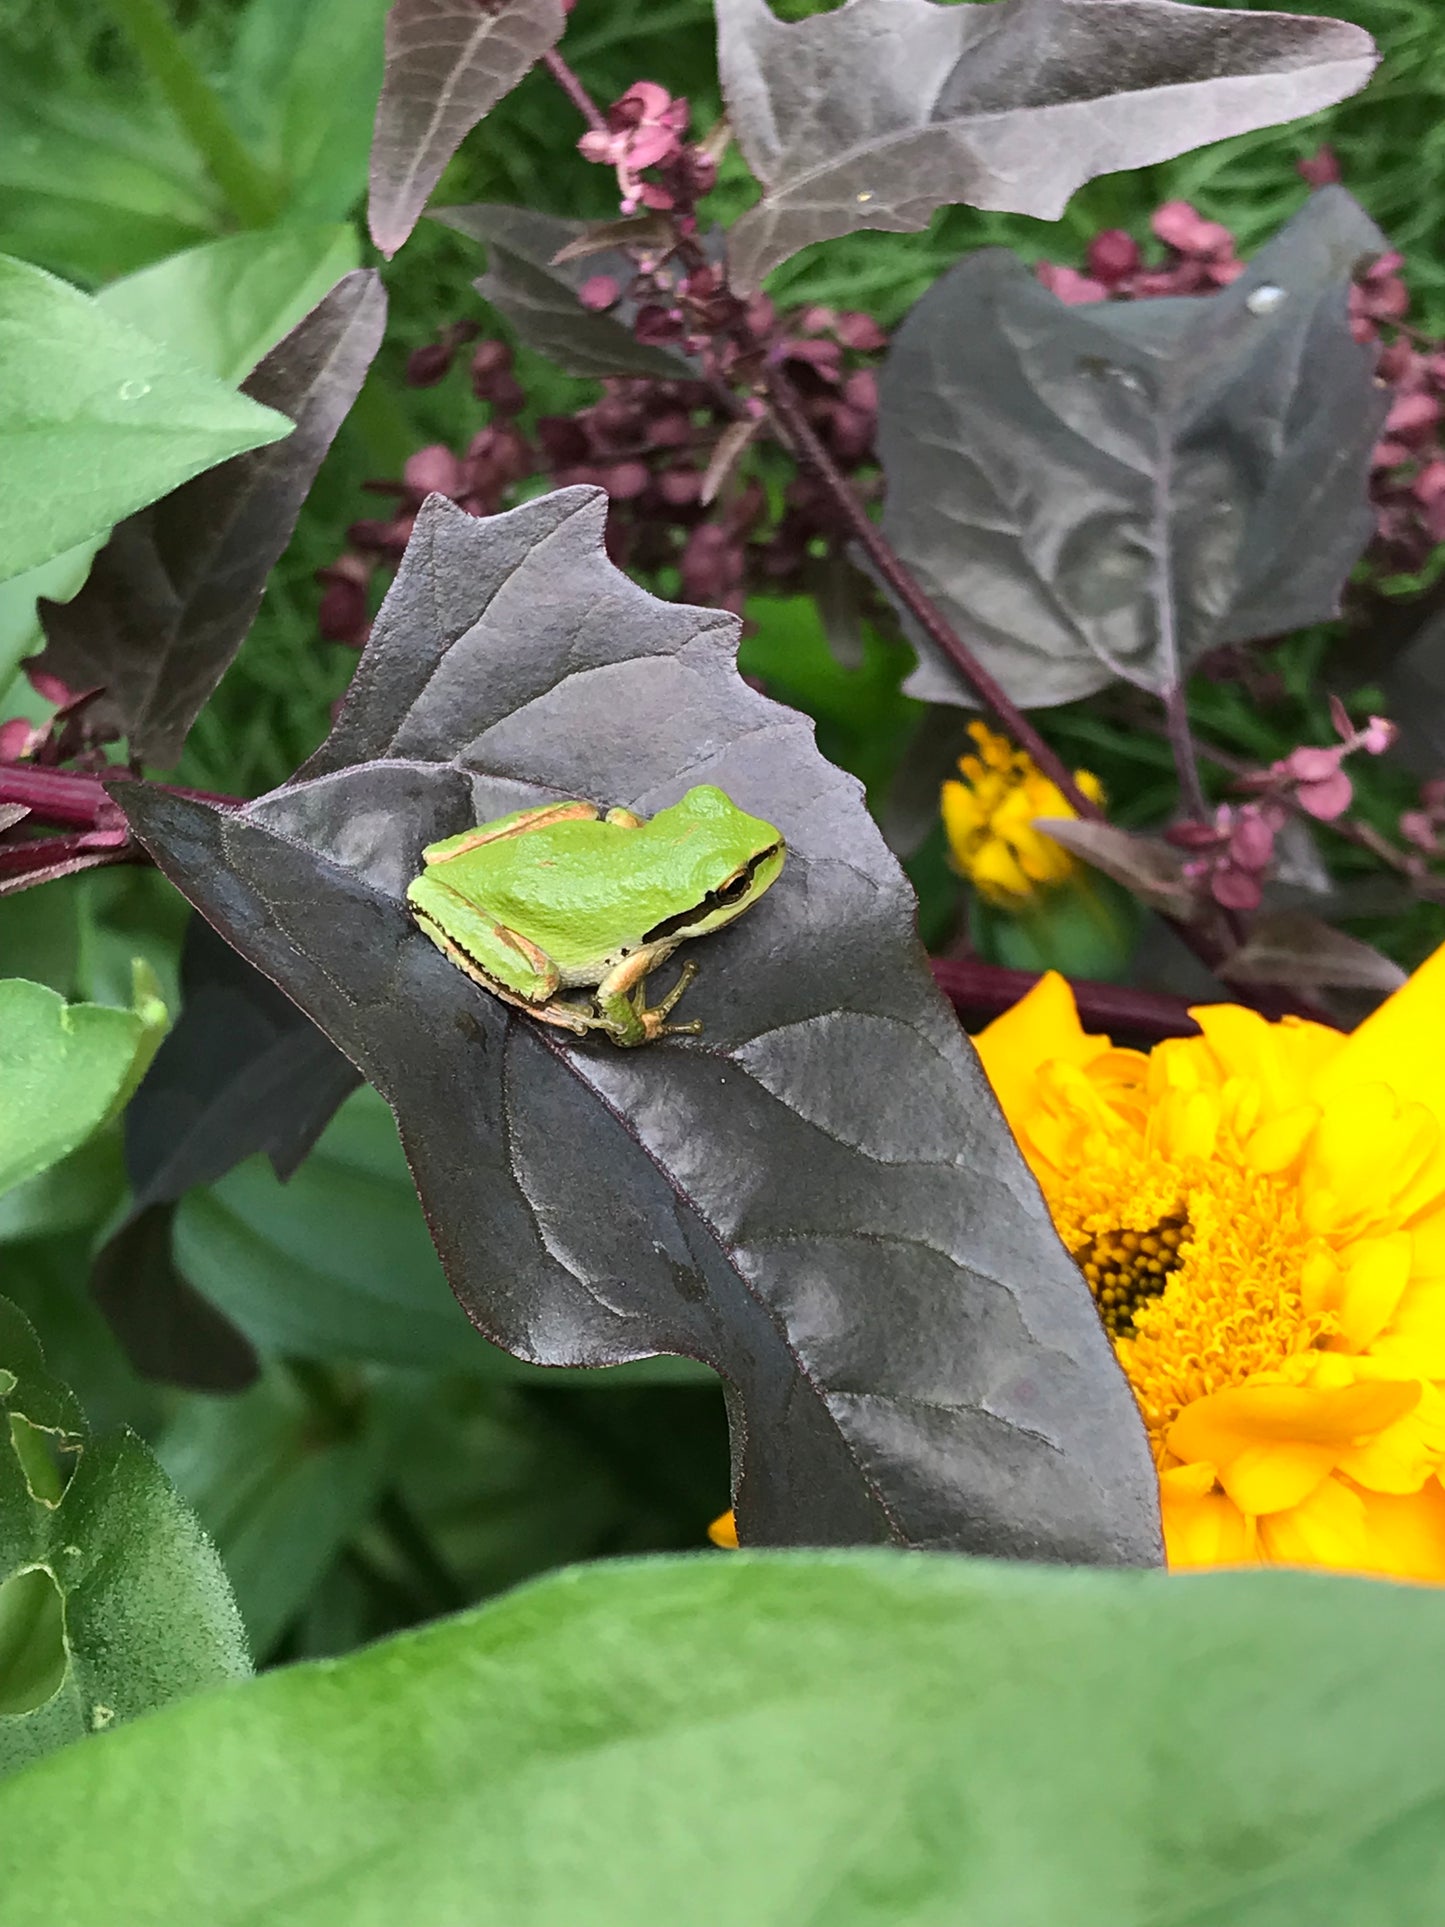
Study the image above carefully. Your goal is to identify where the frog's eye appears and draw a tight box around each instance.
[714,869,751,905]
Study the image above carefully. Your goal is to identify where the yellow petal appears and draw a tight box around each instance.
[1169,1378,1422,1465]
[1217,1441,1337,1515]
[1194,1009,1310,1117]
[1335,1412,1437,1494]
[1244,1104,1320,1176]
[972,971,1108,1128]
[707,1509,738,1549]
[1350,1478,1445,1582]
[1302,1084,1441,1227]
[1161,1484,1254,1568]
[944,778,994,863]
[971,835,1035,903]
[1336,1234,1413,1351]
[1314,936,1445,1134]
[1256,1475,1367,1569]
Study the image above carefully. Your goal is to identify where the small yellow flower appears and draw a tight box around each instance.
[975,942,1445,1581]
[940,722,1104,907]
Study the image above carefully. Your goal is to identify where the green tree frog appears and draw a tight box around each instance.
[407,784,785,1046]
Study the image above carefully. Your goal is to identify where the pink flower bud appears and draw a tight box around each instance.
[1086,229,1141,284]
[24,668,80,709]
[402,445,466,500]
[0,718,40,762]
[1036,263,1108,306]
[1295,770,1354,821]
[1297,146,1342,188]
[834,313,888,353]
[579,275,621,312]
[1151,201,1234,259]
[601,461,650,500]
[1228,810,1277,871]
[1385,391,1440,441]
[406,343,454,387]
[1211,863,1264,911]
[1400,810,1439,854]
[1359,715,1396,756]
[1284,745,1347,784]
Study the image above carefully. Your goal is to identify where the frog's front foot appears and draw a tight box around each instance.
[635,960,703,1044]
[594,951,703,1046]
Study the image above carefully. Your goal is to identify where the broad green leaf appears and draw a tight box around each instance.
[231,0,396,222]
[0,71,219,283]
[0,255,292,582]
[0,1136,125,1247]
[33,271,385,762]
[4,1552,1445,1920]
[97,225,362,385]
[0,980,148,1198]
[154,1371,391,1659]
[172,1083,712,1385]
[0,1296,249,1781]
[0,542,100,693]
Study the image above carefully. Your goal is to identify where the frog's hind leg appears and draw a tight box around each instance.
[408,872,566,1009]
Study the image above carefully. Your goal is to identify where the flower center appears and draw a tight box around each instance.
[1076,1216,1187,1339]
[1048,1154,1330,1456]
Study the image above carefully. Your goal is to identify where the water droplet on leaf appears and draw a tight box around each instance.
[117,379,151,401]
[1246,285,1287,316]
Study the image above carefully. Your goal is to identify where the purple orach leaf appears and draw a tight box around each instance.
[368,0,566,258]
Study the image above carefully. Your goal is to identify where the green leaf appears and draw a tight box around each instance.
[4,1551,1445,1919]
[97,225,363,385]
[172,1084,711,1384]
[0,70,219,283]
[154,1370,390,1659]
[0,1295,249,1782]
[0,254,292,582]
[0,980,148,1198]
[0,542,101,693]
[231,0,395,222]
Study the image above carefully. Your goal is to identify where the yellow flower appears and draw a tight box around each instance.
[707,1509,738,1548]
[941,722,1104,907]
[975,943,1445,1580]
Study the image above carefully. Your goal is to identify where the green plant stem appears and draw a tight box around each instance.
[101,0,280,227]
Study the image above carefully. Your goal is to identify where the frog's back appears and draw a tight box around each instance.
[452,816,670,975]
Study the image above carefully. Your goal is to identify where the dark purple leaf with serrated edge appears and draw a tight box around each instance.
[91,1205,261,1393]
[368,0,565,258]
[718,0,1376,289]
[35,273,386,766]
[123,917,362,1203]
[432,205,698,379]
[879,189,1391,709]
[118,486,1160,1564]
[90,918,359,1390]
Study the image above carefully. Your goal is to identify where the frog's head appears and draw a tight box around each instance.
[644,784,786,942]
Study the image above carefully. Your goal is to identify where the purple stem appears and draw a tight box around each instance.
[1163,679,1209,822]
[762,370,1103,823]
[0,763,240,829]
[932,957,1202,1040]
[542,48,606,133]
